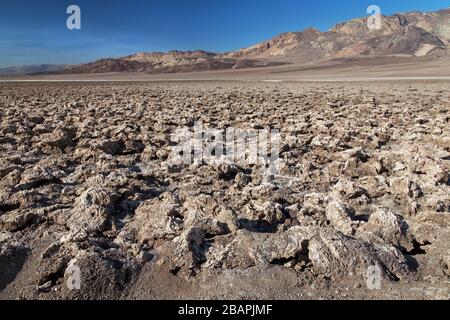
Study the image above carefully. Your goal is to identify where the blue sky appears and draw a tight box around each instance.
[0,0,448,67]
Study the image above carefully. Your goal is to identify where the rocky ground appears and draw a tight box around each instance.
[0,80,448,300]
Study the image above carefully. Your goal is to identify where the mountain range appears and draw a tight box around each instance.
[0,64,66,76]
[1,8,449,76]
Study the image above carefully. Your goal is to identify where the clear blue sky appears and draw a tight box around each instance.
[0,0,448,67]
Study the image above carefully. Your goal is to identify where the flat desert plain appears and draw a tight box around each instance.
[0,79,449,299]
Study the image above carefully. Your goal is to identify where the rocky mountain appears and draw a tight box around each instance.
[56,50,284,75]
[7,8,450,75]
[226,9,450,61]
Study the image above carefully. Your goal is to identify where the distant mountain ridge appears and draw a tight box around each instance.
[56,50,285,74]
[0,64,66,76]
[3,8,449,75]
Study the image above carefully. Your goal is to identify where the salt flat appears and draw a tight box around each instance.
[0,80,448,299]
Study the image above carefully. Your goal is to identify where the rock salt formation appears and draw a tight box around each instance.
[0,81,448,299]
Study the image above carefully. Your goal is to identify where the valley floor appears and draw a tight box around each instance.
[0,80,449,299]
[1,55,449,82]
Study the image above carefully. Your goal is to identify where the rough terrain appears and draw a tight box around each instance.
[0,80,449,300]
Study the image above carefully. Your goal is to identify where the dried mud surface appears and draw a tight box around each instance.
[0,81,449,300]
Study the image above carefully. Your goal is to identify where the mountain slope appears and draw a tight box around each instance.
[58,50,284,74]
[226,9,449,62]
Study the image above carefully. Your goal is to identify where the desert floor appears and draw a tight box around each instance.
[2,55,450,82]
[0,80,449,299]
